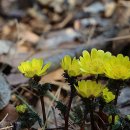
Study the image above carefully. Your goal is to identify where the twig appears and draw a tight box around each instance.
[16,94,36,113]
[52,13,73,29]
[43,88,61,130]
[94,112,108,130]
[0,125,13,130]
[95,122,101,130]
[46,126,64,130]
[0,113,8,125]
[52,107,58,129]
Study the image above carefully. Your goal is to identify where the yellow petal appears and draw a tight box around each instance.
[61,55,71,70]
[91,48,98,59]
[18,65,25,73]
[37,62,51,76]
[31,58,43,72]
[76,80,104,98]
[82,50,91,61]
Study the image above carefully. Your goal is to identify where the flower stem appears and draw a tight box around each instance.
[64,87,74,130]
[114,88,120,105]
[90,99,95,130]
[90,109,95,130]
[111,87,120,128]
[40,96,47,127]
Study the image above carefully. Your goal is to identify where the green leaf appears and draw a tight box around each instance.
[18,110,41,128]
[104,104,119,115]
[55,101,67,116]
[72,106,84,124]
[37,83,52,96]
[112,121,121,130]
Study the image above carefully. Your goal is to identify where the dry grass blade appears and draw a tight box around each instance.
[0,125,13,130]
[0,114,8,125]
[0,114,13,130]
[43,87,62,129]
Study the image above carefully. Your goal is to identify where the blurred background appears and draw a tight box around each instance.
[1,0,130,129]
[0,0,130,69]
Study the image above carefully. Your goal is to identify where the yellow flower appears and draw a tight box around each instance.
[104,54,130,80]
[18,58,51,78]
[108,115,119,124]
[61,55,81,76]
[79,48,112,75]
[16,104,27,113]
[75,80,105,98]
[102,88,115,103]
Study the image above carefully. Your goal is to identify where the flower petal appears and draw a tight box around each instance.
[37,62,51,76]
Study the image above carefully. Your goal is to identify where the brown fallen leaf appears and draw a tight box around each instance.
[0,104,18,123]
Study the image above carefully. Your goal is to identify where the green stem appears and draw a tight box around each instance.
[40,96,47,127]
[45,90,57,101]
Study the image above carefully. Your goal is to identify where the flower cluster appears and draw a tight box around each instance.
[104,54,130,80]
[79,49,112,75]
[17,49,130,130]
[61,48,130,80]
[61,48,130,103]
[102,88,115,103]
[75,80,115,102]
[75,80,104,98]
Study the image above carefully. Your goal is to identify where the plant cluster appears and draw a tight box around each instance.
[16,49,130,130]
